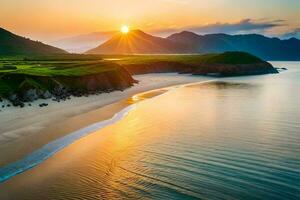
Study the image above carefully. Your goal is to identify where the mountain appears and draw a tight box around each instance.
[51,31,115,53]
[0,28,67,55]
[167,31,300,61]
[86,30,191,54]
[86,29,300,60]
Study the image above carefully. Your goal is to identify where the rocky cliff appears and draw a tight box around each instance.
[0,66,136,106]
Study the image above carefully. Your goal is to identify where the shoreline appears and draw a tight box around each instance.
[0,86,171,183]
[0,64,294,199]
[0,73,213,168]
[0,77,217,185]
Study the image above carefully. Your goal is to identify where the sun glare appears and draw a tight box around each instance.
[121,25,130,34]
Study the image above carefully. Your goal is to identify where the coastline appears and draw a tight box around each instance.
[0,73,213,168]
[0,63,296,199]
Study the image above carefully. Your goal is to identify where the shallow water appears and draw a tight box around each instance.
[1,62,300,199]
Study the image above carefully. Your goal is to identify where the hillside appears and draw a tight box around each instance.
[116,52,278,76]
[0,28,68,55]
[167,31,300,61]
[86,30,190,54]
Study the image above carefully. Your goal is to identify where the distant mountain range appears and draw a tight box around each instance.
[0,28,67,55]
[86,30,192,54]
[50,31,115,53]
[167,31,300,61]
[87,30,300,61]
[1,27,300,60]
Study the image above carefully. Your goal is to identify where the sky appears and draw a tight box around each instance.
[1,0,300,42]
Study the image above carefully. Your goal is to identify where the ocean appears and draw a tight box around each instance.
[0,62,299,199]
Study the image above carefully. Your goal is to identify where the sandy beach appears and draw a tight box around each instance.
[0,67,299,200]
[0,73,212,167]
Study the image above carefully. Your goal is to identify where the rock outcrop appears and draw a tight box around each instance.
[0,65,136,106]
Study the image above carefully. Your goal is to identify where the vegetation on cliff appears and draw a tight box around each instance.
[115,52,278,75]
[0,52,277,106]
[0,57,136,106]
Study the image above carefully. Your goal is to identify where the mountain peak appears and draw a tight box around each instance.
[130,29,146,34]
[167,31,201,39]
[112,29,152,38]
[288,37,300,42]
[86,29,188,54]
[179,31,200,36]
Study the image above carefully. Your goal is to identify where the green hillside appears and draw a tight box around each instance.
[0,52,277,106]
[0,28,67,55]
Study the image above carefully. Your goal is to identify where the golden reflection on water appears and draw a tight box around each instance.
[1,81,264,199]
[2,70,300,200]
[127,89,168,104]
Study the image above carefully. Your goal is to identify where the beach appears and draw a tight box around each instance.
[0,73,212,167]
[0,62,299,200]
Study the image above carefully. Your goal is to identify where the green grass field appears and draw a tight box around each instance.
[0,55,123,97]
[0,52,264,76]
[0,59,119,76]
[0,52,271,99]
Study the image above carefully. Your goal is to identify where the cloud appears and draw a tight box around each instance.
[281,28,300,39]
[187,19,284,35]
[152,19,285,36]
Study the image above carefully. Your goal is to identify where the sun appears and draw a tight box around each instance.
[121,25,130,34]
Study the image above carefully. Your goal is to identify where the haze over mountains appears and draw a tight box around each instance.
[51,31,115,53]
[0,28,67,55]
[1,27,300,61]
[87,29,300,61]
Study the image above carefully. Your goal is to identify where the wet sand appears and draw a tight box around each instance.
[0,78,220,200]
[0,74,211,167]
[0,87,177,199]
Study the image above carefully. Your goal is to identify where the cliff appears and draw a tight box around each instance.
[0,64,136,106]
[0,52,278,107]
[119,52,278,76]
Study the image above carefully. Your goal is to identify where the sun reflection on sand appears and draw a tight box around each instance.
[127,89,168,104]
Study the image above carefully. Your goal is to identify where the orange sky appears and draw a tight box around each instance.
[1,0,300,42]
